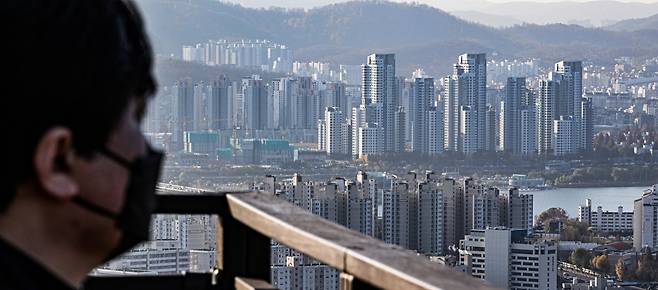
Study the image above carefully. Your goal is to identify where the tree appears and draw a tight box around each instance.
[570,248,590,268]
[592,254,610,273]
[561,219,592,242]
[615,258,627,281]
[635,247,658,282]
[536,208,568,228]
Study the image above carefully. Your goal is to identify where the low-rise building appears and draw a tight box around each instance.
[578,199,633,233]
[103,245,214,274]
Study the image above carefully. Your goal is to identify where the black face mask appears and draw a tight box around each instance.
[72,144,164,260]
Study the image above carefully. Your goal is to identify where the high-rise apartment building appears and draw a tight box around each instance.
[536,61,586,155]
[357,123,384,159]
[634,185,658,251]
[173,78,195,150]
[183,39,293,73]
[463,181,502,234]
[393,107,406,153]
[318,107,351,156]
[553,61,583,151]
[361,54,399,153]
[428,107,444,155]
[443,53,487,154]
[485,106,497,152]
[553,116,574,156]
[209,75,232,131]
[442,178,465,253]
[416,181,444,255]
[240,75,267,130]
[581,97,593,152]
[459,228,557,290]
[412,77,434,154]
[504,188,534,230]
[382,181,410,248]
[519,106,536,155]
[460,106,478,154]
[501,77,526,153]
[537,80,557,155]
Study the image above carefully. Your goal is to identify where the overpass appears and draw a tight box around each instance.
[156,183,206,193]
[620,76,658,86]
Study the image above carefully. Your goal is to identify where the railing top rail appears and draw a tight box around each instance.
[225,192,501,290]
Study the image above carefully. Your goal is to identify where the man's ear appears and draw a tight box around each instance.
[33,127,79,200]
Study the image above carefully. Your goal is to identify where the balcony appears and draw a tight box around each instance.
[83,191,500,290]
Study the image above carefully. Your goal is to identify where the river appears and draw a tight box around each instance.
[531,186,651,217]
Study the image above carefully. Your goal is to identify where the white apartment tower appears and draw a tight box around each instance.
[240,75,267,130]
[519,106,536,155]
[321,107,349,156]
[634,185,658,251]
[357,123,384,159]
[537,80,556,155]
[361,54,399,153]
[460,106,478,154]
[553,61,583,151]
[536,61,585,156]
[443,53,487,154]
[459,228,558,290]
[553,116,574,156]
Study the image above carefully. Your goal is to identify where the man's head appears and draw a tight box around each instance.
[0,0,157,264]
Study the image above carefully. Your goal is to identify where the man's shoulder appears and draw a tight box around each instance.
[0,238,74,290]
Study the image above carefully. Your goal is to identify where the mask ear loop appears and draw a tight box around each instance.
[97,147,133,169]
[69,147,136,220]
[71,196,118,220]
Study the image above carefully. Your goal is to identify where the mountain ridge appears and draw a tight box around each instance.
[607,13,658,31]
[135,0,658,76]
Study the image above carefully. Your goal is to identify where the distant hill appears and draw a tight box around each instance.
[221,0,658,28]
[450,10,524,28]
[473,0,658,27]
[134,0,658,77]
[501,24,658,63]
[607,14,658,32]
[136,0,502,49]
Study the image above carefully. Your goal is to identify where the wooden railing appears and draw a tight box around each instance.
[84,192,501,290]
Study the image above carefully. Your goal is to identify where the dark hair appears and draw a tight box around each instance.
[0,0,156,211]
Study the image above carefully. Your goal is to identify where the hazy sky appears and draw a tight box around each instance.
[231,0,658,9]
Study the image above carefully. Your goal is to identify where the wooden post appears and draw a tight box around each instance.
[235,277,277,290]
[340,272,379,290]
[216,214,271,290]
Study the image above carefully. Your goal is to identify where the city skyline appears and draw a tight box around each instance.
[133,2,658,289]
[141,39,658,287]
[10,0,658,289]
